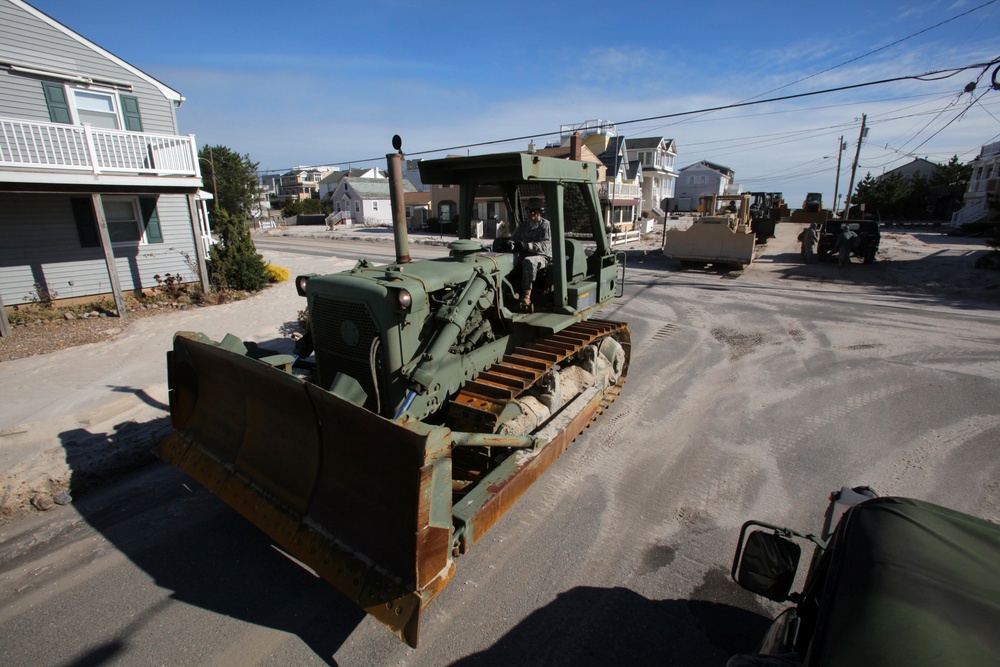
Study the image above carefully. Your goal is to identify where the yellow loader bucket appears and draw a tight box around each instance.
[664,218,756,267]
[155,334,455,647]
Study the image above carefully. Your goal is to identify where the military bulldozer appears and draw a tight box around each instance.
[747,192,788,244]
[663,193,756,269]
[154,148,631,647]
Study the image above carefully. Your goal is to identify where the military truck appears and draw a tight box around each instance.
[815,218,880,264]
[730,487,1000,666]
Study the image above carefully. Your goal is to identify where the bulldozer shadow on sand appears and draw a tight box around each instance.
[57,423,366,665]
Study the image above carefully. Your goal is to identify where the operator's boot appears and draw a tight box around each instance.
[519,288,532,311]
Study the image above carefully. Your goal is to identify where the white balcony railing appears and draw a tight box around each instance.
[0,117,199,178]
[598,181,642,199]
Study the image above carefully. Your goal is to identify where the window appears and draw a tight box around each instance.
[373,201,379,211]
[355,201,360,212]
[71,196,161,247]
[103,197,143,243]
[71,90,120,129]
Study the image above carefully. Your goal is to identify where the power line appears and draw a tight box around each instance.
[260,58,1000,174]
[741,0,1000,102]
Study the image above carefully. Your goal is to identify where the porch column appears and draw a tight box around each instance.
[91,194,128,318]
[0,290,9,338]
[187,193,210,293]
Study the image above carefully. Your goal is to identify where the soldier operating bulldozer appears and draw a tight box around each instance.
[508,198,552,310]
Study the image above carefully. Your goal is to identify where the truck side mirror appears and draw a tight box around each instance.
[732,523,801,602]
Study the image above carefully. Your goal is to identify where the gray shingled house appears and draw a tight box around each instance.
[0,0,208,336]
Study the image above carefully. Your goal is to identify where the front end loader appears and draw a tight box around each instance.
[155,148,631,646]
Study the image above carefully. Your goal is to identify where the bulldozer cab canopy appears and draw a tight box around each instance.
[419,152,598,186]
[419,151,610,250]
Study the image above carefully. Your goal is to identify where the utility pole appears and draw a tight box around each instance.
[832,136,846,215]
[842,114,867,218]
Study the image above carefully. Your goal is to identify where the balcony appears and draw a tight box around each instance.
[0,117,201,188]
[598,181,641,199]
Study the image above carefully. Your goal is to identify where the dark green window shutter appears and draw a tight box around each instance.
[120,94,143,131]
[70,198,100,247]
[139,197,163,243]
[42,82,72,124]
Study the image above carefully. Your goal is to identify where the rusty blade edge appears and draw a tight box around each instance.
[153,432,453,648]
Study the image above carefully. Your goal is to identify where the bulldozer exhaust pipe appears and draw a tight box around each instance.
[387,137,411,265]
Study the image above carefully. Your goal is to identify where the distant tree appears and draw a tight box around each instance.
[282,198,332,218]
[850,173,879,217]
[932,155,973,189]
[899,173,931,220]
[931,155,973,218]
[199,145,261,222]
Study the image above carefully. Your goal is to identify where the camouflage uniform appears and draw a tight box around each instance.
[798,224,818,263]
[512,214,552,289]
[835,226,857,266]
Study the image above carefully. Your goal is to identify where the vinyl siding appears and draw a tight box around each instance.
[0,193,199,304]
[0,0,178,134]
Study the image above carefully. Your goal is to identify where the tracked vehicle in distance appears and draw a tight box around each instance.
[155,146,631,647]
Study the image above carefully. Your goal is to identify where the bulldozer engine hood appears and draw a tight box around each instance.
[303,251,515,421]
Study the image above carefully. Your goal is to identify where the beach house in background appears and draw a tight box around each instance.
[674,161,739,212]
[559,120,643,230]
[624,137,678,219]
[952,141,1000,228]
[0,0,208,337]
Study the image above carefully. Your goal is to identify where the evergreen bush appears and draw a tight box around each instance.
[207,209,269,292]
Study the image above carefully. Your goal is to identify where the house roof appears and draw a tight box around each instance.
[9,0,185,104]
[679,160,734,177]
[597,136,628,176]
[627,137,676,152]
[319,168,381,185]
[344,177,416,199]
[878,158,940,179]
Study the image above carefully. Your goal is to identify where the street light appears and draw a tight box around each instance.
[198,147,218,203]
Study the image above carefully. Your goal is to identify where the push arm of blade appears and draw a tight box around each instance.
[393,389,418,421]
[409,272,490,390]
[451,432,539,449]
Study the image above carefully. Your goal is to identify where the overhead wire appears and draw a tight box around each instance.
[259,57,1000,174]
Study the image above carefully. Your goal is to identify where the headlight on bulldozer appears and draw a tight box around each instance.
[295,275,311,296]
[397,288,412,310]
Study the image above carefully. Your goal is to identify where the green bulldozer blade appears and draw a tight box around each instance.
[155,333,456,646]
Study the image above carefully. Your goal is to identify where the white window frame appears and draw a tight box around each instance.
[67,86,122,129]
[102,196,146,245]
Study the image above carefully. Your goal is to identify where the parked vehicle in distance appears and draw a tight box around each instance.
[729,487,1000,666]
[816,219,881,264]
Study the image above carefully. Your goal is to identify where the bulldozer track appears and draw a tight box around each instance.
[446,319,632,434]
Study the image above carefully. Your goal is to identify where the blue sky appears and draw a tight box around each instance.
[26,0,1000,207]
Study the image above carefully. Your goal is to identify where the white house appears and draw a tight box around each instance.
[675,161,738,212]
[952,141,1000,227]
[327,173,416,227]
[625,137,678,217]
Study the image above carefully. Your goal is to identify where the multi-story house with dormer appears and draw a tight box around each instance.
[625,136,678,218]
[0,0,210,336]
